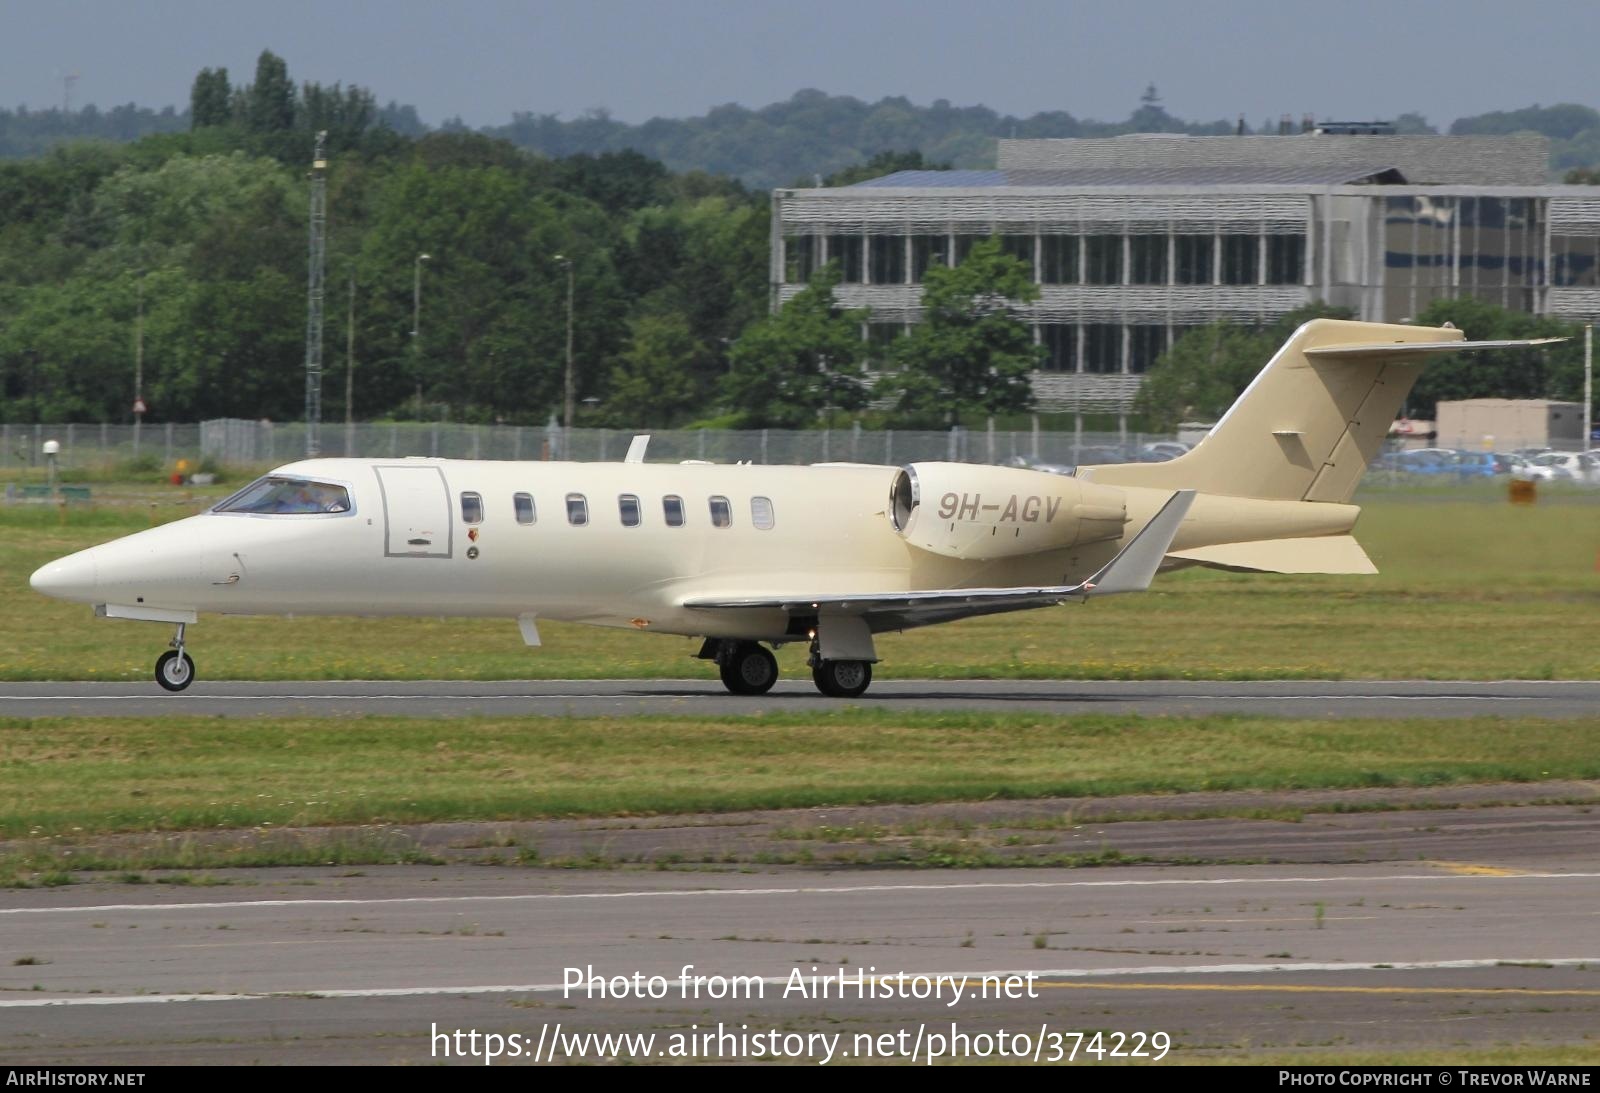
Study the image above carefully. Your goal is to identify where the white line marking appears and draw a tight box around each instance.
[5,871,1597,916]
[3,957,1597,1009]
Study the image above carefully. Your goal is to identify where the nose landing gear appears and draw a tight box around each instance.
[154,622,195,692]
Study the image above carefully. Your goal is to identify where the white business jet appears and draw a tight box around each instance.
[30,320,1558,697]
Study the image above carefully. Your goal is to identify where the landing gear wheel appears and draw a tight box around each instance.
[812,659,872,698]
[719,643,779,695]
[155,650,195,692]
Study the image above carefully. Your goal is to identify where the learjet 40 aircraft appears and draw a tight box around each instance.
[29,319,1558,697]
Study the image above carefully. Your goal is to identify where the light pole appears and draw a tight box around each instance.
[411,252,430,419]
[554,254,575,431]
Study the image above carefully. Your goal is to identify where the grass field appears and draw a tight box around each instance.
[2,710,1597,839]
[3,487,1599,680]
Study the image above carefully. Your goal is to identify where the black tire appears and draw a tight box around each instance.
[812,659,872,698]
[718,643,779,695]
[155,650,195,692]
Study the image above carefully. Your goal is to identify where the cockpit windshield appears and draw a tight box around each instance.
[215,476,351,515]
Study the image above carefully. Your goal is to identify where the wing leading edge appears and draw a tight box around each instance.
[681,489,1195,630]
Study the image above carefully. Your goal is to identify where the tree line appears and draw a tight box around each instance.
[11,67,1600,185]
[0,51,1588,435]
[0,53,1037,432]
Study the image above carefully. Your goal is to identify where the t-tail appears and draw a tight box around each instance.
[1087,318,1563,505]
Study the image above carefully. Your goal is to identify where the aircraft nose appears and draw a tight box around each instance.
[30,550,98,602]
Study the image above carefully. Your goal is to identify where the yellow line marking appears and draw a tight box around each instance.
[1030,983,1600,997]
[1429,861,1525,877]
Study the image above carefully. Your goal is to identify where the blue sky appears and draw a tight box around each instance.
[6,0,1600,129]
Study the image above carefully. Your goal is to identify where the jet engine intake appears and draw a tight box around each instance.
[888,462,1127,561]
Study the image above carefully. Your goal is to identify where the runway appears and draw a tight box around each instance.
[2,856,1597,1064]
[5,677,1600,718]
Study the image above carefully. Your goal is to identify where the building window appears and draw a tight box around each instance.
[1266,234,1305,284]
[565,493,588,526]
[709,496,732,528]
[1128,325,1167,374]
[1174,235,1213,285]
[1084,236,1122,284]
[868,235,905,284]
[1039,324,1077,372]
[999,234,1034,270]
[618,494,641,527]
[513,492,535,525]
[911,235,950,281]
[824,235,863,282]
[1040,236,1079,284]
[1221,235,1260,285]
[953,234,988,266]
[751,496,775,530]
[1128,235,1168,284]
[460,492,483,524]
[784,235,815,284]
[1552,236,1600,287]
[1084,324,1121,373]
[663,495,685,527]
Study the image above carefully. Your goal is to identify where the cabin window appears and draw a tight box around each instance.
[513,492,535,525]
[750,496,775,530]
[709,496,732,528]
[460,492,484,524]
[663,495,685,527]
[215,476,350,515]
[619,494,641,527]
[566,493,588,526]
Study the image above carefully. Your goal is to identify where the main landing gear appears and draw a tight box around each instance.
[810,656,872,699]
[154,622,195,692]
[713,641,779,695]
[700,636,876,698]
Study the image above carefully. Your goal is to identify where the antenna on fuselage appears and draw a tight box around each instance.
[624,435,651,464]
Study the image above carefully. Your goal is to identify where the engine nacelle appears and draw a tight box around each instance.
[889,462,1127,561]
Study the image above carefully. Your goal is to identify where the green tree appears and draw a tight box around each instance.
[189,68,232,129]
[1406,298,1581,417]
[1133,304,1354,430]
[879,238,1040,425]
[243,51,296,133]
[723,262,869,428]
[602,313,703,425]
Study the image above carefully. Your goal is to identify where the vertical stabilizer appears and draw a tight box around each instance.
[1086,319,1556,504]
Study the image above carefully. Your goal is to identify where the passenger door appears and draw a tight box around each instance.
[375,465,452,558]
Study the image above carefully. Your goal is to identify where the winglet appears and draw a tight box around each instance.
[1082,490,1194,597]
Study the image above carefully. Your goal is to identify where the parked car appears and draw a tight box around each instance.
[1139,441,1191,461]
[1447,451,1495,477]
[1073,446,1129,465]
[1523,451,1600,483]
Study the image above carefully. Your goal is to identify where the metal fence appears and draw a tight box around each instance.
[2,419,1178,473]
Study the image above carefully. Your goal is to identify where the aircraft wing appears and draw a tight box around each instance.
[681,490,1194,630]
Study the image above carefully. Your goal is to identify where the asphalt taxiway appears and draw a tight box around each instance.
[3,677,1597,1063]
[4,677,1600,718]
[1,852,1596,1064]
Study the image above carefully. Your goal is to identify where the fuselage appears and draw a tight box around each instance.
[29,456,1361,643]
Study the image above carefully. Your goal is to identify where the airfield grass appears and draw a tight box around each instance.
[3,486,1600,680]
[0,710,1597,841]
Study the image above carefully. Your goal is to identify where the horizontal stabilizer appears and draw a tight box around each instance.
[1304,338,1564,360]
[1168,535,1377,575]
